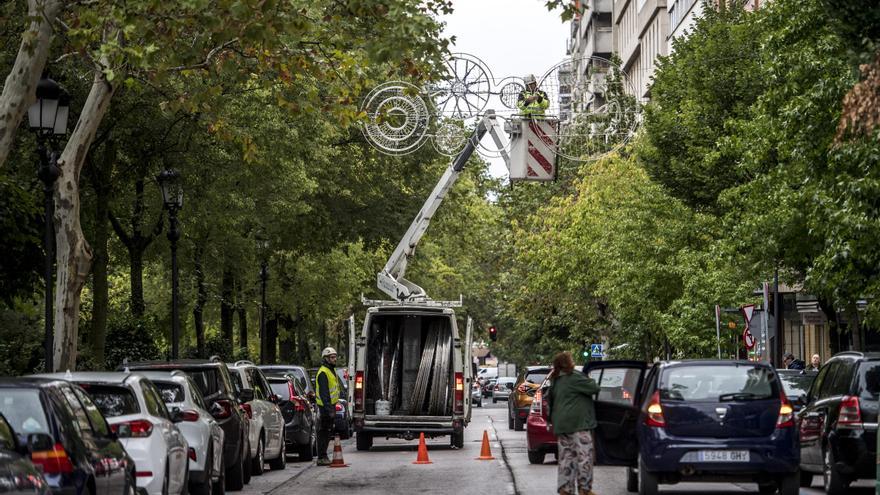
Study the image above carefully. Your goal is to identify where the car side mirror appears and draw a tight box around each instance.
[26,433,53,452]
[239,388,255,403]
[170,407,184,423]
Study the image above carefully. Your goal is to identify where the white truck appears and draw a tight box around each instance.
[348,114,502,451]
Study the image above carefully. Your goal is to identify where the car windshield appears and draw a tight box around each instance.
[81,385,140,417]
[0,390,50,439]
[153,381,185,403]
[660,365,776,401]
[777,373,815,397]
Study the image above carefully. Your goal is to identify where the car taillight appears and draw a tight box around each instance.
[30,443,73,474]
[211,399,233,419]
[111,419,154,438]
[335,403,343,412]
[354,371,364,413]
[293,398,306,412]
[241,403,253,420]
[530,389,543,415]
[181,409,200,422]
[776,393,795,428]
[454,372,464,414]
[644,391,666,427]
[838,395,863,428]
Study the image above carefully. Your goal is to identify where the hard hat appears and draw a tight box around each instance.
[322,347,338,358]
[524,74,537,85]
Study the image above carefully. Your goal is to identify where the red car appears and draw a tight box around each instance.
[525,379,556,464]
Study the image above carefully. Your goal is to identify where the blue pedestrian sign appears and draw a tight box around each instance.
[590,344,605,358]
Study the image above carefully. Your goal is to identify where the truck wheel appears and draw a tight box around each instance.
[356,432,372,451]
[451,430,464,449]
[527,450,544,464]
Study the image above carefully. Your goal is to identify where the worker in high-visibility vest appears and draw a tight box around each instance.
[315,347,340,465]
[517,74,549,117]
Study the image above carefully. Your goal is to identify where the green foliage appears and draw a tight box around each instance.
[102,313,162,370]
[0,173,42,303]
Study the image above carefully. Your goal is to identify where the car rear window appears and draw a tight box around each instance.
[269,382,290,398]
[0,389,50,436]
[858,361,880,401]
[81,385,140,417]
[660,365,777,401]
[153,381,185,403]
[524,371,548,385]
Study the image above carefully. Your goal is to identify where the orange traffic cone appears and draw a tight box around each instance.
[476,430,495,460]
[329,435,348,468]
[412,432,432,464]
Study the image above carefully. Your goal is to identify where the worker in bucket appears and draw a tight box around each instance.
[315,347,340,465]
[517,74,549,117]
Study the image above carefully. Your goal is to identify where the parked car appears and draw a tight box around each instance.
[492,377,516,403]
[38,372,189,495]
[137,371,224,495]
[0,377,135,495]
[524,366,584,464]
[776,369,817,412]
[307,368,353,439]
[798,351,880,493]
[228,361,285,473]
[264,375,316,461]
[587,360,799,495]
[508,366,549,431]
[471,383,483,408]
[122,360,251,491]
[0,413,50,495]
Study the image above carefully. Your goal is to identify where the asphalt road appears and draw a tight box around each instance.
[238,400,876,494]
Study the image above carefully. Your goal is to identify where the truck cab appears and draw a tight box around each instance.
[351,303,473,451]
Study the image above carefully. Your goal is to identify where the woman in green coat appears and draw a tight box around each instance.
[546,351,600,495]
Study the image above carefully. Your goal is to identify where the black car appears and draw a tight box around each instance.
[0,378,135,495]
[264,375,316,461]
[798,351,880,493]
[776,369,817,412]
[0,413,50,495]
[121,360,251,491]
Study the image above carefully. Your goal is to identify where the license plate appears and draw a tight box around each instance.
[696,450,749,462]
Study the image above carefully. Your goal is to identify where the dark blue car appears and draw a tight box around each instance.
[587,360,799,495]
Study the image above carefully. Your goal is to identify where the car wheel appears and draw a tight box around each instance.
[268,439,286,470]
[356,432,373,451]
[527,450,544,464]
[757,483,776,494]
[241,442,252,485]
[125,470,137,495]
[799,469,813,488]
[514,415,525,431]
[298,441,313,460]
[191,449,213,495]
[251,436,265,475]
[778,471,799,495]
[162,463,170,495]
[224,449,245,491]
[180,461,189,495]
[638,454,658,495]
[626,467,638,493]
[212,458,225,495]
[492,398,497,404]
[823,448,849,495]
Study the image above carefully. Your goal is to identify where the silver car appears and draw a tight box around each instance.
[228,362,285,474]
[139,371,224,495]
[492,377,516,403]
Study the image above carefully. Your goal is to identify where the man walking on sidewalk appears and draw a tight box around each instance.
[315,347,340,465]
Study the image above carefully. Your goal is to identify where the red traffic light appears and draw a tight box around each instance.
[489,326,497,341]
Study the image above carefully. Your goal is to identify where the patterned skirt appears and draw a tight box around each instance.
[557,430,594,494]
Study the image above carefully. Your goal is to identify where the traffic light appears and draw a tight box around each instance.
[489,326,497,342]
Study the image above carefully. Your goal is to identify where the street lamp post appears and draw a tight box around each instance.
[156,169,183,359]
[256,235,269,364]
[28,76,70,372]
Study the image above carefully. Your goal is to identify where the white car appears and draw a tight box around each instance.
[228,362,285,474]
[140,371,225,495]
[42,372,189,495]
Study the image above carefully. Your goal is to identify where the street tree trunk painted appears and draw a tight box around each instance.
[193,242,206,358]
[86,140,114,366]
[53,71,116,371]
[0,0,62,169]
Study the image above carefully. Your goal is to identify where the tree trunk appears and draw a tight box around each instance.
[192,243,206,358]
[297,322,311,366]
[220,268,234,347]
[87,141,114,366]
[0,0,62,169]
[846,302,862,351]
[237,282,247,352]
[53,70,116,371]
[266,315,277,364]
[279,314,295,362]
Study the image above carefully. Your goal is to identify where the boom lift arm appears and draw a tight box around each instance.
[377,111,502,301]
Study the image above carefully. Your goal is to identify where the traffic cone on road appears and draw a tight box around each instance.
[412,432,432,464]
[329,435,348,468]
[476,430,495,460]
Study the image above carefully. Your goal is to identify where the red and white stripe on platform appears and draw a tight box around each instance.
[509,118,558,182]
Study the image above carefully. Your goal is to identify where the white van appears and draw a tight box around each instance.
[478,367,498,381]
[350,303,473,450]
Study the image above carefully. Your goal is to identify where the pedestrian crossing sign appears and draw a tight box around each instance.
[590,344,604,358]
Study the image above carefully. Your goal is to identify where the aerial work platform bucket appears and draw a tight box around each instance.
[506,117,559,182]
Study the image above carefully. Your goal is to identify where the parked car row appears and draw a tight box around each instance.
[516,355,880,495]
[0,358,331,495]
